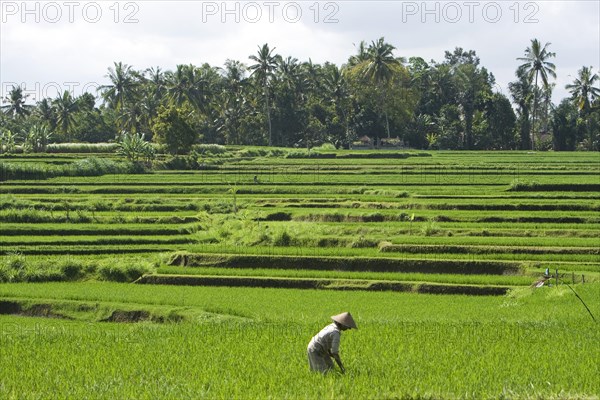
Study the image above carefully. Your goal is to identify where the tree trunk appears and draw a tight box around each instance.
[385,111,390,138]
[265,85,272,146]
[531,73,539,150]
[520,109,531,150]
[379,84,390,138]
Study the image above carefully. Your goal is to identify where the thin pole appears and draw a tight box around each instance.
[560,278,597,323]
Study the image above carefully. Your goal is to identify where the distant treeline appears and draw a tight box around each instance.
[1,38,598,153]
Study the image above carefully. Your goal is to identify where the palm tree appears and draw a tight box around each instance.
[166,64,194,107]
[118,102,144,134]
[144,66,167,100]
[53,91,79,140]
[216,60,249,145]
[249,43,279,146]
[323,65,351,142]
[166,64,213,112]
[517,39,556,149]
[509,69,534,150]
[222,59,247,91]
[98,62,138,111]
[567,66,600,150]
[451,62,491,149]
[1,86,32,118]
[136,66,166,134]
[36,98,57,130]
[348,41,369,67]
[357,37,403,137]
[566,66,600,114]
[278,56,302,91]
[303,59,322,93]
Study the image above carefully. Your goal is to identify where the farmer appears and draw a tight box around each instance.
[307,312,357,374]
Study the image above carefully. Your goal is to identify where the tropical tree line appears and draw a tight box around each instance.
[1,38,599,154]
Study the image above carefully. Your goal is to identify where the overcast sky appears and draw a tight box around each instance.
[1,1,598,105]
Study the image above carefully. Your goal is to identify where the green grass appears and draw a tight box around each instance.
[1,150,600,397]
[1,149,599,282]
[0,282,598,399]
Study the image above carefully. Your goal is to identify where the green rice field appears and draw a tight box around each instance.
[1,149,599,398]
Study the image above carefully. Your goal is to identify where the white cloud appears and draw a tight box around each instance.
[1,0,598,103]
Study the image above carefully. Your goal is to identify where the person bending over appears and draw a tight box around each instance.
[307,312,357,374]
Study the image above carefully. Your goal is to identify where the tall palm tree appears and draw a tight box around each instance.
[451,62,490,149]
[357,37,402,137]
[323,65,351,141]
[567,66,600,150]
[1,86,32,118]
[566,66,600,114]
[249,43,279,146]
[98,62,138,111]
[136,66,166,134]
[215,60,249,145]
[517,39,556,149]
[53,91,79,140]
[509,69,534,150]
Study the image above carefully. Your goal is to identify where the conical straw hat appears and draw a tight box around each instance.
[331,312,357,329]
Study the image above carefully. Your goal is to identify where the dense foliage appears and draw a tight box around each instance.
[1,39,599,151]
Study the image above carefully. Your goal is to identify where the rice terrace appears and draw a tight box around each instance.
[0,148,598,398]
[2,0,600,396]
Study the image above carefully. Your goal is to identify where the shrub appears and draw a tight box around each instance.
[421,219,441,236]
[313,143,337,151]
[202,201,237,214]
[163,155,199,170]
[273,230,294,246]
[362,213,385,222]
[97,265,127,282]
[60,261,85,280]
[508,179,538,191]
[117,132,155,163]
[98,262,151,282]
[256,212,292,221]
